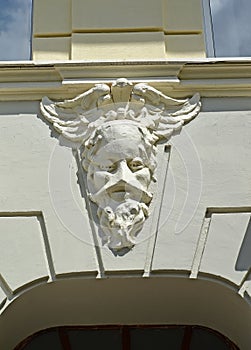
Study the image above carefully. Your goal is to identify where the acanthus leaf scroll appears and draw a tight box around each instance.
[40,78,201,251]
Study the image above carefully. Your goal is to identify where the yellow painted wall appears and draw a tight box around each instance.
[32,0,206,60]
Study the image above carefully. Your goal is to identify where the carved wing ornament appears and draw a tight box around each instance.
[41,78,201,251]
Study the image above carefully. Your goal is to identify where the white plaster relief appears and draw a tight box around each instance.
[40,79,201,251]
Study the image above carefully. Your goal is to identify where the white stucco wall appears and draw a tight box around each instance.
[0,96,250,348]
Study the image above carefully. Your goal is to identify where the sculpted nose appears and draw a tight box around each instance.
[116,160,132,180]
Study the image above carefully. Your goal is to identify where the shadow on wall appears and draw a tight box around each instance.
[236,217,251,276]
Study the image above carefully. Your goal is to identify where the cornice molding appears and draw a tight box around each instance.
[0,59,251,100]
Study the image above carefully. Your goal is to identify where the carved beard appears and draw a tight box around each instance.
[97,199,149,250]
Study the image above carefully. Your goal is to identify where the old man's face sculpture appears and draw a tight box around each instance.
[82,121,156,249]
[41,79,201,251]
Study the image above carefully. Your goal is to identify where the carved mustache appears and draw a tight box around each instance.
[90,179,152,204]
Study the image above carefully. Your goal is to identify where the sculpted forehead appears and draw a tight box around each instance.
[90,123,151,164]
[92,139,145,165]
[98,122,144,142]
[83,121,157,172]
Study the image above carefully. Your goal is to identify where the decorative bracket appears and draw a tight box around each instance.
[41,78,201,251]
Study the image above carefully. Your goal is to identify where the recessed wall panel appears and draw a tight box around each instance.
[0,215,49,292]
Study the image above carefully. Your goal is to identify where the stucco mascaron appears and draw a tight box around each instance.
[40,80,201,251]
[0,63,250,348]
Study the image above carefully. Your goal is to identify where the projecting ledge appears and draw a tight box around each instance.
[0,60,251,99]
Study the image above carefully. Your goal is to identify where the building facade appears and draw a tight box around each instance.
[0,0,250,348]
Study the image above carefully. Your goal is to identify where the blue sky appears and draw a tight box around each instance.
[0,0,32,60]
[0,0,250,60]
[210,0,251,57]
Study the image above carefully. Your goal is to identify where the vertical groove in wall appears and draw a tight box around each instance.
[144,145,171,277]
[37,214,56,282]
[189,214,211,279]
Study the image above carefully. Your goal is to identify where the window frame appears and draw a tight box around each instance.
[15,324,239,350]
[202,0,216,57]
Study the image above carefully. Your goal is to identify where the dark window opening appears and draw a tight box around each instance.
[15,325,239,350]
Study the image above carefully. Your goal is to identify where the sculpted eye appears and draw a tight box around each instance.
[130,207,138,215]
[99,164,116,172]
[128,157,144,171]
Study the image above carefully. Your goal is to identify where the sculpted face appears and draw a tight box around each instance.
[40,79,201,252]
[41,80,201,252]
[82,121,156,250]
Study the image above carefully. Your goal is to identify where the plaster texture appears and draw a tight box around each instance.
[152,110,251,274]
[33,0,71,35]
[32,0,206,60]
[0,112,97,280]
[0,0,250,347]
[0,92,250,349]
[72,0,163,31]
[163,0,203,32]
[0,216,48,292]
[71,32,166,61]
[40,80,200,251]
[0,99,250,279]
[200,213,251,285]
[33,37,71,61]
[165,34,206,59]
